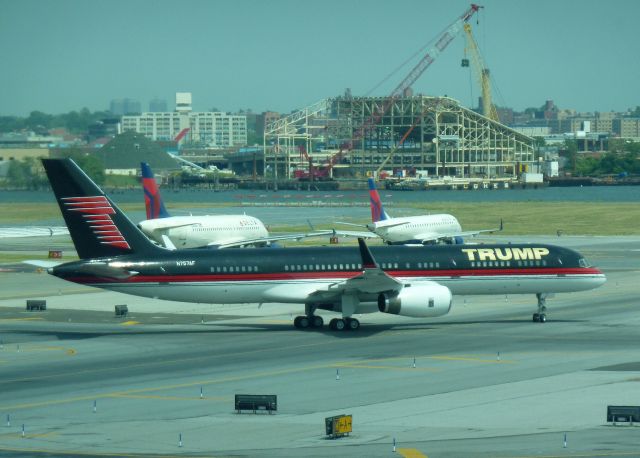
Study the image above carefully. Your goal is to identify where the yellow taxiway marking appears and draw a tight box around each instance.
[427,355,514,364]
[0,431,58,439]
[509,452,640,458]
[0,317,43,322]
[111,394,228,402]
[397,448,428,458]
[335,364,439,372]
[15,345,76,356]
[120,321,140,326]
[0,446,211,458]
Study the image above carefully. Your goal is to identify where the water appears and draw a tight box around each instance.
[1,185,639,205]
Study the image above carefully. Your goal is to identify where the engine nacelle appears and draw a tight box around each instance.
[378,283,452,318]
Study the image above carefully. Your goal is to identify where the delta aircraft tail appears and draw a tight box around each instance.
[42,158,163,259]
[141,162,170,219]
[368,178,389,222]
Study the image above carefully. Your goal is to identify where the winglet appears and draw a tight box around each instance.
[141,162,170,219]
[357,237,377,269]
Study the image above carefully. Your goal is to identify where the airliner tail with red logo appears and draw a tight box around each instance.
[42,158,163,259]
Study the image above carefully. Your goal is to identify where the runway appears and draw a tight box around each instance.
[0,236,639,457]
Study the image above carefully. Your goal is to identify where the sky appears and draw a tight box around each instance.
[1,0,638,117]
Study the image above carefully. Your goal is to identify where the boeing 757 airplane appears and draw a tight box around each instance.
[137,162,330,249]
[41,158,605,329]
[338,178,501,245]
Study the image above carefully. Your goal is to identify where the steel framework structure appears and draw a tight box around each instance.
[264,95,535,180]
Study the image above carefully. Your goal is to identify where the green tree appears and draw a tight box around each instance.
[562,139,578,173]
[60,149,106,184]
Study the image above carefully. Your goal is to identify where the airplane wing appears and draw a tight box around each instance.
[305,238,402,303]
[213,230,352,249]
[330,229,379,239]
[0,226,69,238]
[415,220,504,244]
[23,260,64,269]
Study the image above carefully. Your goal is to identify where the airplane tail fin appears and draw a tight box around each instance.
[367,178,389,222]
[42,158,163,259]
[141,162,170,219]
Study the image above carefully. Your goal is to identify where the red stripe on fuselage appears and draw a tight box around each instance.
[65,267,603,284]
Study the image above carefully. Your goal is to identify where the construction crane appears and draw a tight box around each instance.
[318,4,482,177]
[462,22,499,122]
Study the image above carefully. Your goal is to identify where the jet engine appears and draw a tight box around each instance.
[378,282,452,318]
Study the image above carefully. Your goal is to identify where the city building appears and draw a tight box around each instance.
[149,98,168,112]
[110,98,141,116]
[121,93,247,148]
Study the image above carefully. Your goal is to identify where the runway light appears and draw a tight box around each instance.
[412,357,416,368]
[563,432,567,448]
[22,424,25,438]
[93,400,97,413]
[6,414,9,427]
[336,369,340,381]
[393,437,396,452]
[497,352,500,361]
[200,386,204,399]
[179,433,183,448]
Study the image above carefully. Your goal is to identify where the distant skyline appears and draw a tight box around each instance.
[1,0,638,117]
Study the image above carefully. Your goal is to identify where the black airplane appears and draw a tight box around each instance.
[41,158,606,330]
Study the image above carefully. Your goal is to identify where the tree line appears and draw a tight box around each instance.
[0,109,112,135]
[572,139,640,176]
[3,151,105,189]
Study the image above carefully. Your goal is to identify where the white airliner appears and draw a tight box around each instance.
[137,162,330,249]
[338,178,501,245]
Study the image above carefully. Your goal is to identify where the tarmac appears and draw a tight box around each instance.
[0,235,639,458]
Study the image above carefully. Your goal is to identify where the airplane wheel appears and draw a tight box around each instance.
[346,318,360,331]
[298,316,310,329]
[294,316,302,328]
[312,316,324,328]
[532,313,540,322]
[330,318,346,331]
[539,313,547,323]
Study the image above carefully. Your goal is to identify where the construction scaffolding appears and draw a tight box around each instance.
[264,95,535,181]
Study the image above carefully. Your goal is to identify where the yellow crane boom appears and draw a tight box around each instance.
[463,23,499,122]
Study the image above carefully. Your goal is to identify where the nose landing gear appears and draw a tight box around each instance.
[532,293,548,323]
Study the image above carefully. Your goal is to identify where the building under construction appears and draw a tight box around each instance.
[263,5,535,188]
[263,95,536,185]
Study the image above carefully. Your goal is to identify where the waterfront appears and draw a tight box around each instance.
[1,184,640,205]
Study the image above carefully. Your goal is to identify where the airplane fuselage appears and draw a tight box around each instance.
[51,243,605,311]
[370,214,462,244]
[138,215,268,248]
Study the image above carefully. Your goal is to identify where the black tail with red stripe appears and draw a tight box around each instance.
[42,158,162,259]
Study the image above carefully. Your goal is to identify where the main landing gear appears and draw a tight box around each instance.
[293,315,361,331]
[293,305,360,331]
[329,317,360,331]
[532,293,548,323]
[293,314,324,329]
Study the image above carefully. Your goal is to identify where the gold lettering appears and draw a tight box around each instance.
[512,247,534,260]
[532,247,550,259]
[494,248,513,261]
[477,248,497,261]
[461,248,477,261]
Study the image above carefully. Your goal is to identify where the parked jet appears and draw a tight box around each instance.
[41,158,606,329]
[338,178,501,245]
[138,162,330,249]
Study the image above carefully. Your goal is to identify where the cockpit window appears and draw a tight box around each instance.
[578,258,590,268]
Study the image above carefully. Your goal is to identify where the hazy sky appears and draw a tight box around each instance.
[1,0,638,116]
